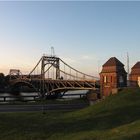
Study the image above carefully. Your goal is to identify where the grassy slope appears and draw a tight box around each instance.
[0,88,140,140]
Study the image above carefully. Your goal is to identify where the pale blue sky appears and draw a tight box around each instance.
[0,1,140,76]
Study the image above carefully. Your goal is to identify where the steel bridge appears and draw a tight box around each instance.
[9,55,99,98]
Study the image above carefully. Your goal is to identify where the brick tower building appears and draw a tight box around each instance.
[129,62,140,87]
[100,57,127,97]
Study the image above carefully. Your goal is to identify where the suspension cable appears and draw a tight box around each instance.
[28,57,43,76]
[59,58,99,80]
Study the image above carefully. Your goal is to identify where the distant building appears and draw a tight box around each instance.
[100,57,127,97]
[129,62,140,87]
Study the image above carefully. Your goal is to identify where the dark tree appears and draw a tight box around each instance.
[0,73,5,92]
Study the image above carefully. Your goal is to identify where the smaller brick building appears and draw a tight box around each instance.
[129,62,140,87]
[100,57,127,97]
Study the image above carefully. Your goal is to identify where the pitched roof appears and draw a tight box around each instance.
[103,57,124,67]
[132,62,140,69]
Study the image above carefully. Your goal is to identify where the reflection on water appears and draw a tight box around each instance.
[63,90,87,99]
[0,92,38,102]
[0,90,88,102]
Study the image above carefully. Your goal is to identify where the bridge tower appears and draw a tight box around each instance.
[100,57,127,97]
[41,56,60,80]
[40,55,60,96]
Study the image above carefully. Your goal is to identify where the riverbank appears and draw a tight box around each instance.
[0,88,139,140]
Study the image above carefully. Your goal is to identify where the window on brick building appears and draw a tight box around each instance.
[138,77,140,87]
[111,76,112,82]
[119,76,123,83]
[119,76,124,87]
[104,76,107,83]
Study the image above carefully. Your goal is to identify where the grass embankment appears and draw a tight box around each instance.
[0,88,140,140]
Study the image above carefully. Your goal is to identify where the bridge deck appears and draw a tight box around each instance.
[9,78,99,95]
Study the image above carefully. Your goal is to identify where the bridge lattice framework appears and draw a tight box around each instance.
[9,55,99,97]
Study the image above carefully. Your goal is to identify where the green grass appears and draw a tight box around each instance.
[0,88,140,140]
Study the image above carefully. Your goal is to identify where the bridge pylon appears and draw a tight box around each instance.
[41,55,60,80]
[40,55,61,97]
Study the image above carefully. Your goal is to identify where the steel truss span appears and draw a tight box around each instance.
[9,55,99,97]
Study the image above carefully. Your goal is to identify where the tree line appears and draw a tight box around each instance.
[0,73,11,92]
